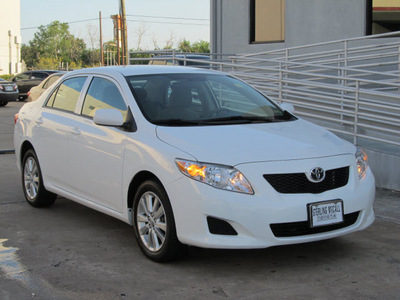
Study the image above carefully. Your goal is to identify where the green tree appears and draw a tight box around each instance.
[178,39,191,52]
[177,40,210,53]
[22,21,87,69]
[191,40,210,53]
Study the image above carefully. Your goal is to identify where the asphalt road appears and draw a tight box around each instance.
[1,101,400,299]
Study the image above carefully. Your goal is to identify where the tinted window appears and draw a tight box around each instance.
[32,72,48,79]
[46,77,87,112]
[15,73,30,80]
[82,77,128,120]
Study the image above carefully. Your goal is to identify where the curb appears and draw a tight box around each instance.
[0,150,15,155]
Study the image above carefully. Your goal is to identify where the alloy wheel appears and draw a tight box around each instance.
[24,157,39,200]
[136,191,167,252]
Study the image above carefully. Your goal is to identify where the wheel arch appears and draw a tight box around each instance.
[127,171,165,211]
[19,141,35,164]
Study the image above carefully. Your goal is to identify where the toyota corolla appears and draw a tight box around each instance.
[14,66,375,262]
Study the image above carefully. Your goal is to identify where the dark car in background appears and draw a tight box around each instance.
[27,72,67,102]
[0,78,18,107]
[11,70,59,100]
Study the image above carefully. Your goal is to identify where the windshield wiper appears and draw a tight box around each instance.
[154,119,203,126]
[204,115,275,124]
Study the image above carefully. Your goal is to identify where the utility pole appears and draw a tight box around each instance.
[111,14,121,65]
[99,11,104,66]
[120,0,129,65]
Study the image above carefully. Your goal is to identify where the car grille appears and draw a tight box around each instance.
[263,166,349,194]
[270,211,359,237]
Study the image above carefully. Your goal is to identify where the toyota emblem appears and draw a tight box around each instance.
[308,167,326,183]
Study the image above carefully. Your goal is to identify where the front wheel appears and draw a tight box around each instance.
[133,180,187,262]
[0,101,7,107]
[22,149,57,207]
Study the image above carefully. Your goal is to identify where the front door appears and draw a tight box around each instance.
[67,76,129,212]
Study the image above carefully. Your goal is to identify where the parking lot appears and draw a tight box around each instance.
[1,101,400,299]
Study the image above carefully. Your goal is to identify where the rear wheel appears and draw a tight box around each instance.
[22,149,57,207]
[133,180,187,262]
[0,101,7,107]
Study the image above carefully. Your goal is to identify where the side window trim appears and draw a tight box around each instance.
[74,75,93,114]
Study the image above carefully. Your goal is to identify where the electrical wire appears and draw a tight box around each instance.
[126,19,209,26]
[21,14,209,31]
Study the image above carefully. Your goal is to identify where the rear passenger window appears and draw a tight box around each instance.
[46,77,87,112]
[81,77,128,120]
[32,72,48,79]
[15,73,30,80]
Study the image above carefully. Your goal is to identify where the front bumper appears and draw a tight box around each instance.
[167,154,375,249]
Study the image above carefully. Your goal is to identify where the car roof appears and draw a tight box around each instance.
[66,65,221,77]
[14,70,59,76]
[47,71,68,76]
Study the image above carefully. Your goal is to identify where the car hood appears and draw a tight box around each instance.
[156,119,355,166]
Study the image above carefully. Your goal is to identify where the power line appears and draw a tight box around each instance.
[21,14,209,31]
[126,14,209,21]
[21,18,110,30]
[126,19,209,26]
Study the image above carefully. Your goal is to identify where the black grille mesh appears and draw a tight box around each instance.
[264,166,349,194]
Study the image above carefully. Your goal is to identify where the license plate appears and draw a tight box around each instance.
[5,86,13,92]
[308,200,344,228]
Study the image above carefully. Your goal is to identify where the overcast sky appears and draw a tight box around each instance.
[20,0,210,50]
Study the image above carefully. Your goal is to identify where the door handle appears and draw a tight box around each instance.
[70,127,81,135]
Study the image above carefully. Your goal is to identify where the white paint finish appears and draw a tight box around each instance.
[156,119,355,166]
[14,66,375,250]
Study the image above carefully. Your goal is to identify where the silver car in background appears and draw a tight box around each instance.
[27,72,67,102]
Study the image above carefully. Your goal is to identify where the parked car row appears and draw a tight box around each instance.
[0,70,65,107]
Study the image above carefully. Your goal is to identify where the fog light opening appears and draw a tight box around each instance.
[207,216,238,236]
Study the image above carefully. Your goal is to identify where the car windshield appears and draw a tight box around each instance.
[126,73,294,126]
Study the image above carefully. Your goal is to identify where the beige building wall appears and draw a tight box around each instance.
[0,0,21,75]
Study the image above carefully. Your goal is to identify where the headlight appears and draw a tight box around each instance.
[175,159,254,194]
[356,148,368,179]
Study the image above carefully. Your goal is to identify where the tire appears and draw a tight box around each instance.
[0,101,7,107]
[22,149,57,207]
[133,180,187,262]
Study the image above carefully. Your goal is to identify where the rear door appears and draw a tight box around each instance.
[36,76,88,189]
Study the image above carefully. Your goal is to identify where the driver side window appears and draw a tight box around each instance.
[81,77,128,121]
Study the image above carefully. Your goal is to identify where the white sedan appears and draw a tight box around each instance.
[14,66,375,262]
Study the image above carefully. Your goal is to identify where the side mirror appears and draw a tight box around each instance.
[280,102,295,114]
[93,109,124,127]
